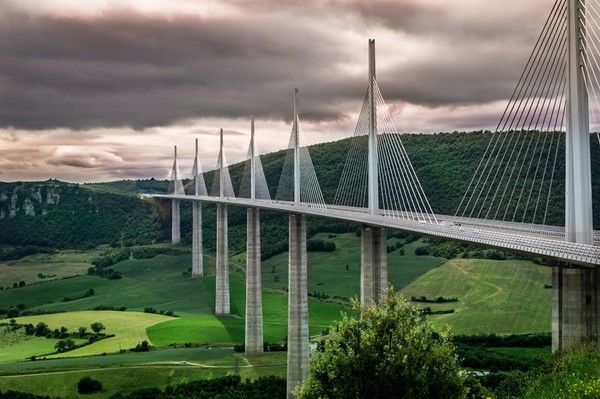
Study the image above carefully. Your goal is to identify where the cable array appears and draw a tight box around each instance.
[168,151,185,196]
[456,0,568,226]
[210,149,236,198]
[334,80,437,223]
[275,117,326,208]
[238,141,271,200]
[580,0,600,146]
[192,146,208,197]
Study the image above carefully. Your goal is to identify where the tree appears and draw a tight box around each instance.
[78,326,87,337]
[77,376,103,394]
[55,338,76,353]
[34,322,50,336]
[90,322,105,334]
[295,293,466,399]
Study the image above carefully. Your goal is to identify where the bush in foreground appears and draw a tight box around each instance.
[77,377,103,394]
[498,343,600,399]
[295,292,466,399]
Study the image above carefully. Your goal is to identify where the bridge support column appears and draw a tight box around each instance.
[191,201,203,278]
[552,0,597,353]
[215,204,230,315]
[552,266,600,352]
[361,226,388,307]
[171,199,181,245]
[245,207,263,354]
[287,213,309,398]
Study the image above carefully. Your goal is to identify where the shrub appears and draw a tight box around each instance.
[55,338,76,353]
[306,239,336,252]
[414,246,430,256]
[77,377,103,394]
[90,322,105,333]
[295,293,466,399]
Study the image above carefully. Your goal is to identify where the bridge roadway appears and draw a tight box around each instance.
[147,194,600,267]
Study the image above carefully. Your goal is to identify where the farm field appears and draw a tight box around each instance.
[0,348,286,399]
[0,250,100,288]
[400,258,552,334]
[3,311,173,358]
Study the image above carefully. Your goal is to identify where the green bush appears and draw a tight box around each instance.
[77,377,103,394]
[295,293,466,399]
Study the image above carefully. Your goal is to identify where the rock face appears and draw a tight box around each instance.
[0,183,62,219]
[0,181,165,248]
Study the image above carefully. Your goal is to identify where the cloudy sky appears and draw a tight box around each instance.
[0,0,555,182]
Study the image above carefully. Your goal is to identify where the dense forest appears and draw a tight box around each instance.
[0,132,598,252]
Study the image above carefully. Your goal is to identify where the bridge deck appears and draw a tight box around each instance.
[147,194,600,267]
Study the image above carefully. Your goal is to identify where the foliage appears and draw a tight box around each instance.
[77,376,103,394]
[453,333,551,348]
[508,344,600,399]
[295,293,466,399]
[55,338,77,353]
[90,322,105,334]
[306,239,336,252]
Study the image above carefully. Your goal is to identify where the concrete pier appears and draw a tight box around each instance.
[171,199,181,245]
[552,266,600,352]
[215,204,230,315]
[245,207,263,354]
[287,214,309,398]
[191,201,203,278]
[361,226,388,307]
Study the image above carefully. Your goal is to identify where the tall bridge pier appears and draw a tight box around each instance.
[245,118,264,354]
[192,139,204,278]
[286,89,310,398]
[171,146,181,245]
[553,0,598,352]
[362,39,388,306]
[215,129,230,315]
[287,213,309,398]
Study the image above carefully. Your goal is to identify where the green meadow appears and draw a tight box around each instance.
[0,233,555,398]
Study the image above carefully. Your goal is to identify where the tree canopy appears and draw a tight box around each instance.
[296,293,466,399]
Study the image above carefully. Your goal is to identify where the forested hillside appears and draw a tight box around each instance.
[1,132,598,252]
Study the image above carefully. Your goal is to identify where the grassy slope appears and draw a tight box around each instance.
[0,327,84,363]
[3,311,173,358]
[0,250,100,288]
[400,258,552,334]
[261,233,446,298]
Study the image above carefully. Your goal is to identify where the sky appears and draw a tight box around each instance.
[0,0,555,182]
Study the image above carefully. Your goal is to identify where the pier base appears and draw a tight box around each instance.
[361,226,388,307]
[215,204,230,315]
[287,214,309,398]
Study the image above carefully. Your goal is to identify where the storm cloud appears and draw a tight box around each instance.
[0,0,558,181]
[0,0,554,130]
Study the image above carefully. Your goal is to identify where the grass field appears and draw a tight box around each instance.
[0,348,286,399]
[0,250,100,288]
[400,258,552,334]
[3,311,173,358]
[262,233,446,298]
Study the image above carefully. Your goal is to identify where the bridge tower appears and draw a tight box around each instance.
[362,39,388,307]
[171,145,181,245]
[191,138,204,278]
[215,129,230,315]
[245,117,264,354]
[553,0,598,352]
[287,89,310,398]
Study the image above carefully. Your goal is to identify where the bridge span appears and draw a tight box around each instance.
[148,193,600,267]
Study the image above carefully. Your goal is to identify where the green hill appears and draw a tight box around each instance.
[400,258,552,334]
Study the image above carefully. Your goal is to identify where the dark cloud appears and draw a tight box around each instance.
[0,1,554,130]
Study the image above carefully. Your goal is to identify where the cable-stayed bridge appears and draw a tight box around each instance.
[144,1,599,397]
